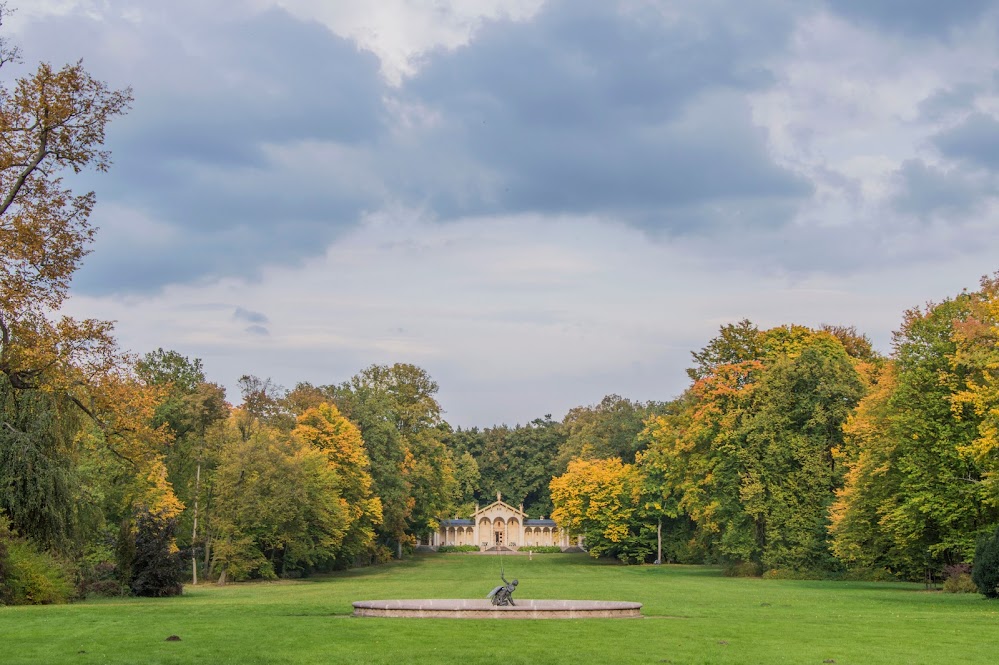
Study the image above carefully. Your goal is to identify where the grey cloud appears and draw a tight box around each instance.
[893,159,996,218]
[827,0,996,38]
[244,325,270,336]
[933,113,999,171]
[918,83,983,122]
[19,3,387,294]
[30,0,994,297]
[234,307,269,324]
[399,0,811,228]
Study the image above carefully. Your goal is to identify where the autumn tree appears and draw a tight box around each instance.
[645,324,867,569]
[0,8,131,394]
[0,8,183,554]
[209,421,350,581]
[831,286,999,579]
[550,457,650,563]
[293,403,382,567]
[951,274,999,506]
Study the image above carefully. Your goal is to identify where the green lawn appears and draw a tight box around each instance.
[2,554,996,664]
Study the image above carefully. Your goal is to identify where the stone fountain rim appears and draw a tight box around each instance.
[352,598,642,619]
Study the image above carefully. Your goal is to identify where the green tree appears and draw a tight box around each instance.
[456,417,564,515]
[210,423,350,581]
[972,524,999,598]
[556,395,660,471]
[646,324,867,569]
[740,333,865,570]
[831,294,997,578]
[136,349,229,584]
[330,364,454,556]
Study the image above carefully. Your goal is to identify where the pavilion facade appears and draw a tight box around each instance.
[430,493,581,551]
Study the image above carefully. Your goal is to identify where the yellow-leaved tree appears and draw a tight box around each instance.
[0,5,180,544]
[550,457,648,563]
[293,403,383,567]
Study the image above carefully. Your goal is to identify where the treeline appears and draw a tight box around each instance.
[550,276,999,582]
[0,337,663,603]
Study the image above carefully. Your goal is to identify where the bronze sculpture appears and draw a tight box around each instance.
[487,573,518,606]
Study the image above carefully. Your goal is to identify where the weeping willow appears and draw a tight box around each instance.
[0,376,86,551]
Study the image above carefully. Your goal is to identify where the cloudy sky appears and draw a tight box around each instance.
[7,0,999,426]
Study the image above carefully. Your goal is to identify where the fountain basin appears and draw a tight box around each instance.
[352,598,642,619]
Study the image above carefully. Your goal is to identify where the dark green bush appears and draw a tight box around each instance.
[519,546,563,553]
[78,542,128,598]
[972,526,999,599]
[723,561,762,577]
[130,510,182,597]
[0,514,10,602]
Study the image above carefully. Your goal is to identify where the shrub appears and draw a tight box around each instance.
[763,568,806,580]
[519,546,563,554]
[1,512,74,605]
[371,544,395,564]
[841,568,899,583]
[437,545,480,553]
[972,526,999,599]
[130,510,183,597]
[723,561,762,577]
[0,514,10,602]
[943,573,978,594]
[78,542,128,598]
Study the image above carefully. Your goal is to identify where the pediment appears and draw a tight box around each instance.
[474,499,526,519]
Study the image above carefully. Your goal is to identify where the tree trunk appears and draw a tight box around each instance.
[657,518,663,564]
[191,462,200,585]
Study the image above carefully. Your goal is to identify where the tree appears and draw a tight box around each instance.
[210,422,350,581]
[0,7,132,394]
[330,364,454,556]
[236,375,292,436]
[137,349,229,584]
[687,319,763,381]
[951,274,999,505]
[0,379,84,549]
[550,457,650,563]
[645,324,867,569]
[972,524,999,598]
[556,395,659,471]
[293,403,382,567]
[831,292,997,579]
[739,333,865,570]
[0,9,182,554]
[129,508,182,597]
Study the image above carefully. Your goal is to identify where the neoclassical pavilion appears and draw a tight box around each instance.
[431,493,579,551]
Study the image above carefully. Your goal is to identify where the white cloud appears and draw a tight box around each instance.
[260,0,544,84]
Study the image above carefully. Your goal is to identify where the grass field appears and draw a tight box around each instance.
[2,553,997,664]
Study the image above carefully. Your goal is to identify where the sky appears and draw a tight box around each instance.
[6,0,999,427]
